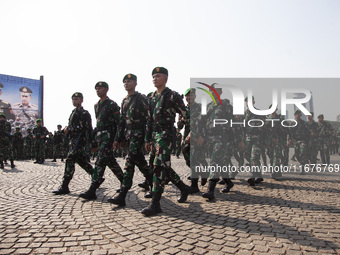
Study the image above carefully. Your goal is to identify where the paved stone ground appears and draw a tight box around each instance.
[0,153,339,254]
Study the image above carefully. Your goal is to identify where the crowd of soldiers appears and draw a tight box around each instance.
[1,68,339,217]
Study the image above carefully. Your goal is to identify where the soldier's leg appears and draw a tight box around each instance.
[324,141,330,164]
[251,139,263,183]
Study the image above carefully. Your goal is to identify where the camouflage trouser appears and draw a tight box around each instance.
[122,136,153,190]
[34,139,45,161]
[306,139,318,164]
[0,138,12,161]
[271,139,285,178]
[294,140,307,167]
[244,137,263,178]
[182,139,190,167]
[63,141,93,181]
[92,133,123,184]
[53,143,63,160]
[317,139,330,164]
[207,136,233,180]
[152,133,181,194]
[24,144,33,159]
[190,142,209,178]
[175,140,182,157]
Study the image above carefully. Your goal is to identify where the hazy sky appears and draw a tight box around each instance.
[1,0,339,131]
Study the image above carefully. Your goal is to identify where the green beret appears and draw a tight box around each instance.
[15,126,20,129]
[184,88,196,96]
[294,110,302,115]
[19,86,32,93]
[245,96,255,102]
[72,92,83,99]
[27,127,31,130]
[318,114,324,118]
[0,82,3,88]
[0,113,6,118]
[36,119,42,123]
[57,124,62,128]
[123,73,137,82]
[152,67,168,76]
[95,81,109,89]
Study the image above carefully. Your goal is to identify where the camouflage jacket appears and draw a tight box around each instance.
[94,97,120,143]
[317,121,332,139]
[244,108,266,138]
[24,133,34,146]
[53,130,64,145]
[33,126,49,140]
[145,87,188,142]
[0,119,11,142]
[206,99,234,141]
[13,131,23,145]
[266,113,287,140]
[115,92,149,142]
[307,120,318,141]
[178,102,201,139]
[67,106,93,147]
[289,119,309,142]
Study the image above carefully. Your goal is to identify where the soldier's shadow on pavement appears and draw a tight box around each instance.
[2,168,23,173]
[160,197,339,251]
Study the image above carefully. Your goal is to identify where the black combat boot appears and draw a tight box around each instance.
[254,178,264,184]
[218,178,225,185]
[52,159,57,162]
[10,159,15,168]
[138,179,149,190]
[107,185,128,206]
[222,178,234,193]
[53,178,71,195]
[176,181,190,203]
[144,175,154,198]
[247,178,255,186]
[0,161,4,169]
[190,178,200,194]
[202,180,216,201]
[141,192,162,216]
[79,181,100,200]
[201,178,207,186]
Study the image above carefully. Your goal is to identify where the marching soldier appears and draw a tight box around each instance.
[79,82,124,200]
[288,110,309,174]
[32,119,49,164]
[24,127,34,159]
[244,96,265,185]
[317,114,332,165]
[53,92,95,195]
[0,114,15,169]
[307,112,318,164]
[141,67,190,216]
[108,74,154,206]
[13,127,24,160]
[12,86,40,124]
[52,125,65,162]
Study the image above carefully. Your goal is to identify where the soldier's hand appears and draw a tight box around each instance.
[185,133,190,144]
[40,135,45,139]
[113,141,120,150]
[91,147,98,153]
[64,127,69,135]
[145,142,151,153]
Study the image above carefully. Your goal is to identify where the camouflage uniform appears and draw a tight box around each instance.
[24,130,34,159]
[13,129,24,160]
[201,99,235,200]
[0,118,12,168]
[175,131,182,158]
[53,130,65,161]
[266,113,287,178]
[114,92,153,190]
[92,97,123,183]
[145,88,190,195]
[244,108,265,184]
[307,119,318,164]
[32,124,49,163]
[317,121,332,164]
[289,118,309,172]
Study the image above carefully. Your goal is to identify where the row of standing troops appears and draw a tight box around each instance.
[181,86,337,201]
[53,67,191,216]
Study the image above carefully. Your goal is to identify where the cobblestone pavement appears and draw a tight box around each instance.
[0,153,339,255]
